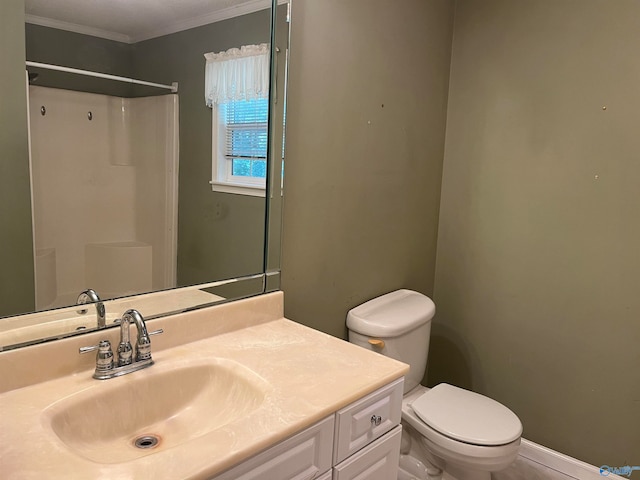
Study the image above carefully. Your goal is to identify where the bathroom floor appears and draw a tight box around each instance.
[434,456,575,480]
[489,456,578,480]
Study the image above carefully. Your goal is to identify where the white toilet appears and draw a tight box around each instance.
[347,290,522,480]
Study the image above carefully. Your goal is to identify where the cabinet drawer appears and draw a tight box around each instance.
[333,377,403,464]
[333,425,402,480]
[213,416,334,480]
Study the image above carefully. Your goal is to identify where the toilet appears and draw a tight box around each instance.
[347,290,522,480]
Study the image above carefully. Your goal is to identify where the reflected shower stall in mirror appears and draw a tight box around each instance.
[0,0,289,350]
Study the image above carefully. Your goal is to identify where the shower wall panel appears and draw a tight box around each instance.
[28,86,177,309]
[131,94,179,291]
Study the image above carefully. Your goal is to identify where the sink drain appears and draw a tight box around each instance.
[133,435,160,449]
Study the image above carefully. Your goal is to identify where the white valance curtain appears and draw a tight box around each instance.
[204,43,270,107]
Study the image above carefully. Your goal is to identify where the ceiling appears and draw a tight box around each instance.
[24,0,273,43]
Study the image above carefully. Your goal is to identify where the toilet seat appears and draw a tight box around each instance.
[410,384,522,446]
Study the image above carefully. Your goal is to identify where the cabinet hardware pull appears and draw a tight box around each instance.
[371,415,382,427]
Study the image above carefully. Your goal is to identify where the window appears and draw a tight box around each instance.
[204,43,270,196]
[211,98,268,196]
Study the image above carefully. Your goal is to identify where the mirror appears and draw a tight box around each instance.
[0,0,289,349]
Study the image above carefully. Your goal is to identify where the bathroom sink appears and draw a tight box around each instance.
[44,358,269,463]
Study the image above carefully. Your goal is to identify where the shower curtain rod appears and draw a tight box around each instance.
[26,61,178,93]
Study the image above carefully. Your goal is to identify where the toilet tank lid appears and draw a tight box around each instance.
[346,289,435,337]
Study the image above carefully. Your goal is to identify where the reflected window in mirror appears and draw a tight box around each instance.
[218,98,269,188]
[205,43,270,197]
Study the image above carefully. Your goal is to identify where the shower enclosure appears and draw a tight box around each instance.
[28,84,179,310]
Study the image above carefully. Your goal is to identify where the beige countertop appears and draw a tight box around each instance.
[0,293,408,479]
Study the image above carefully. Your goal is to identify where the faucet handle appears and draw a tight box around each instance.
[79,340,114,374]
[79,339,111,354]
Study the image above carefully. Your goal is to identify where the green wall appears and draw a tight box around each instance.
[432,0,640,466]
[281,0,454,339]
[0,0,35,316]
[25,24,134,97]
[281,0,639,467]
[131,11,271,286]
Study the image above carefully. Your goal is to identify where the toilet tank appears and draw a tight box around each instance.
[347,290,436,394]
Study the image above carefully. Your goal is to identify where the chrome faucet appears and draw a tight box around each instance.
[117,309,153,366]
[79,309,163,380]
[76,289,106,329]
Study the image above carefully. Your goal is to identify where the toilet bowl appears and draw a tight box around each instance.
[401,384,521,479]
[347,290,522,480]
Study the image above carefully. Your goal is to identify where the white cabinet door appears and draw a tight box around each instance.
[317,472,332,480]
[332,426,402,480]
[334,378,403,464]
[212,416,334,480]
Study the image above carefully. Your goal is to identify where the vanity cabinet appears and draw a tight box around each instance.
[213,416,334,480]
[211,378,403,480]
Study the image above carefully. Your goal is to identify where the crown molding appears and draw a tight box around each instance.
[25,14,132,44]
[132,0,273,43]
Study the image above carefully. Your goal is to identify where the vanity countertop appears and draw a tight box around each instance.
[0,293,408,479]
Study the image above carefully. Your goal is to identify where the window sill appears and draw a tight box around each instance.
[210,181,265,197]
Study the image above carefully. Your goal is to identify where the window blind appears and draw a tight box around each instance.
[221,99,269,160]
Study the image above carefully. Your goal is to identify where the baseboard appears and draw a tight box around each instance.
[520,438,627,480]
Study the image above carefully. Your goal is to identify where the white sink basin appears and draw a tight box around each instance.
[44,358,269,463]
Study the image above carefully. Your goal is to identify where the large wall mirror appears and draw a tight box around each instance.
[0,0,289,350]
